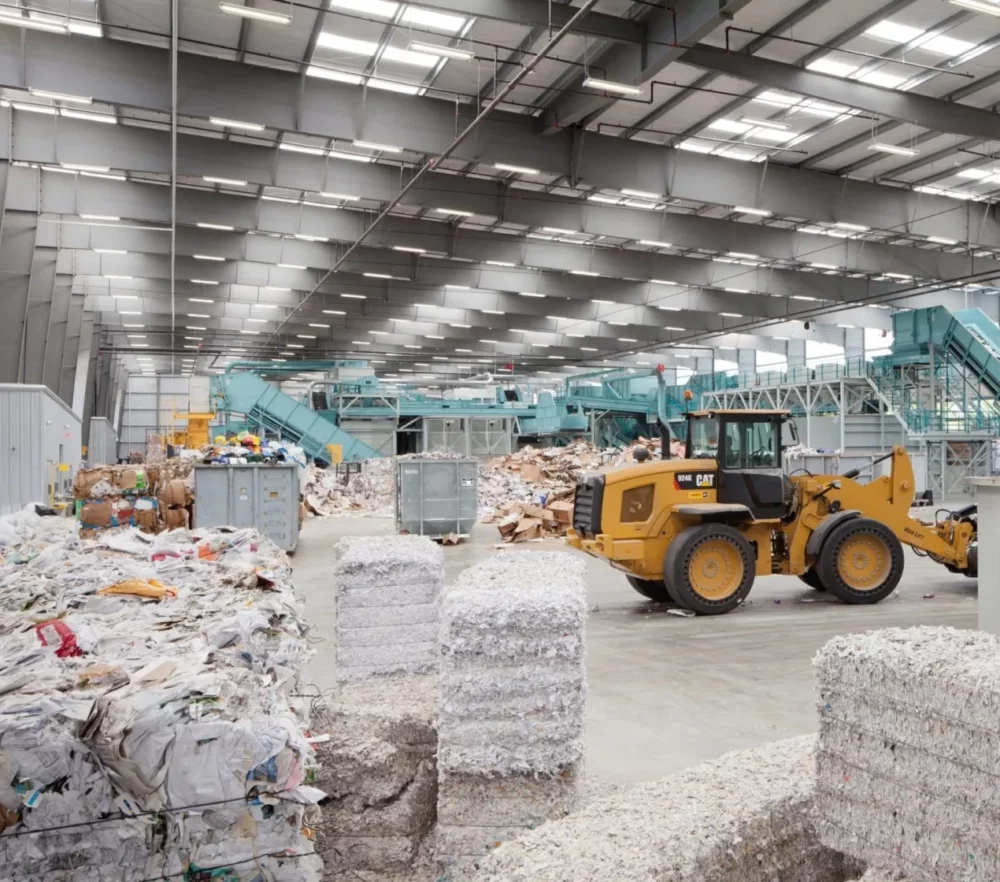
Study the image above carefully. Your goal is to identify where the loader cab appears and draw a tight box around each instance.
[684,410,793,520]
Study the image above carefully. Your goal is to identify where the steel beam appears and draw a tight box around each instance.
[21,243,58,386]
[0,211,39,382]
[2,32,996,245]
[537,0,753,131]
[681,43,1000,142]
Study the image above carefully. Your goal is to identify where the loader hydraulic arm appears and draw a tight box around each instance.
[790,446,974,571]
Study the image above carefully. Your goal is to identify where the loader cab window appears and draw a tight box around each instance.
[722,418,779,470]
[687,417,720,459]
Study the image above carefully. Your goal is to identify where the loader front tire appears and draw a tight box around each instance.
[664,524,755,615]
[817,517,904,605]
[626,576,672,603]
[798,569,827,591]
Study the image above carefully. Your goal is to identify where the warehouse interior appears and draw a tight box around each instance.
[1,0,1000,879]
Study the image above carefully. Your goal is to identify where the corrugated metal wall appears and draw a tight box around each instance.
[87,417,119,465]
[0,384,81,514]
[119,375,191,458]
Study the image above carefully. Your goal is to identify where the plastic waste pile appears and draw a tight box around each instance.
[0,505,75,554]
[0,522,323,881]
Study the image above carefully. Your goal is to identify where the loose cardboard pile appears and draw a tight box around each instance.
[490,491,575,543]
[74,461,194,537]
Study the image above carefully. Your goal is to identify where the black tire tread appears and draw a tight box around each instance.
[798,569,827,591]
[816,517,904,605]
[626,575,672,603]
[663,523,756,616]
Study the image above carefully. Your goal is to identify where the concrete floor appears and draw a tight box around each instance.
[293,515,977,786]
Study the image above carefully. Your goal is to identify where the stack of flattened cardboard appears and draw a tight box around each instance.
[74,461,194,537]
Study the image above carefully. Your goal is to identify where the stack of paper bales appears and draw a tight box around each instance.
[335,535,444,681]
[437,551,587,875]
[814,626,992,882]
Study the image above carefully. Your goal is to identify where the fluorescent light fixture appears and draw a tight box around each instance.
[393,246,426,254]
[720,312,743,318]
[519,292,546,298]
[927,236,959,245]
[81,214,119,221]
[810,262,837,270]
[130,343,149,348]
[246,318,268,323]
[724,287,750,294]
[638,240,672,248]
[486,260,515,267]
[265,286,290,291]
[0,12,68,34]
[29,89,91,104]
[806,58,858,78]
[278,263,307,270]
[11,103,57,115]
[185,336,203,340]
[621,188,660,199]
[341,293,367,299]
[588,194,620,204]
[61,109,116,124]
[323,309,346,315]
[834,221,869,232]
[95,248,127,255]
[186,326,207,330]
[194,254,225,261]
[445,284,470,290]
[494,163,539,175]
[308,323,330,329]
[118,311,143,316]
[709,119,753,134]
[949,0,1000,15]
[204,175,248,186]
[363,273,392,280]
[404,344,422,349]
[727,251,758,259]
[279,143,326,156]
[570,270,600,277]
[124,324,144,329]
[543,227,576,235]
[239,329,261,335]
[297,334,316,340]
[218,2,291,24]
[650,279,677,286]
[867,143,919,157]
[582,77,642,96]
[189,297,215,304]
[352,140,402,153]
[436,207,474,217]
[188,313,211,318]
[320,192,360,202]
[734,206,772,217]
[426,334,445,339]
[885,272,914,280]
[112,295,137,300]
[618,337,637,343]
[581,347,599,352]
[740,117,789,131]
[197,222,235,231]
[190,280,219,286]
[481,309,505,315]
[295,233,328,242]
[104,274,133,280]
[409,41,474,60]
[209,116,264,132]
[351,340,371,346]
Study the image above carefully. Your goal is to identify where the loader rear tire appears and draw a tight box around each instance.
[664,524,755,615]
[626,576,672,603]
[817,517,903,605]
[798,569,827,591]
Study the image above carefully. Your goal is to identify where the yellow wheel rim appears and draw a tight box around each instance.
[837,533,891,591]
[688,538,744,601]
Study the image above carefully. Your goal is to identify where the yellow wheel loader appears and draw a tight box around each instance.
[566,410,978,615]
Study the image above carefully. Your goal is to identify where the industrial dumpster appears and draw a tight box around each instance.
[395,458,478,539]
[194,463,300,552]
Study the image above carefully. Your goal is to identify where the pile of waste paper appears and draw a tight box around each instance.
[0,504,75,554]
[0,514,323,881]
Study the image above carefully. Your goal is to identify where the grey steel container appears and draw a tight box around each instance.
[395,458,478,538]
[0,384,81,515]
[88,417,118,465]
[193,463,300,552]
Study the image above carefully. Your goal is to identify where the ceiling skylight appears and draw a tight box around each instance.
[806,58,858,78]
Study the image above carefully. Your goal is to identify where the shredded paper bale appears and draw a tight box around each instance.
[0,516,323,881]
[335,535,445,682]
[312,676,438,878]
[814,626,1000,882]
[471,736,860,882]
[437,551,587,876]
